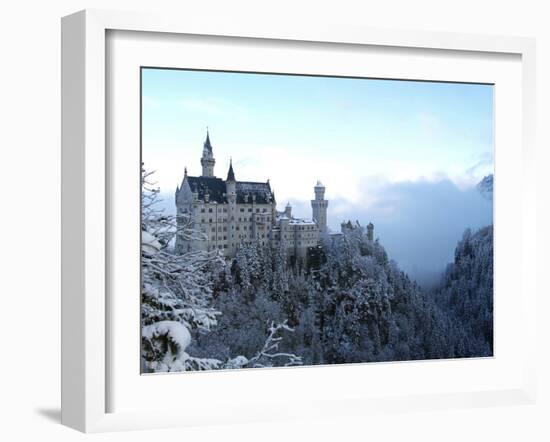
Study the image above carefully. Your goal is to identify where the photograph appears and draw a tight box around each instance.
[140,68,494,374]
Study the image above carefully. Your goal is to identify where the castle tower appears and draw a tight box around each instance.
[225,159,237,255]
[284,202,292,218]
[311,180,328,232]
[367,222,374,241]
[226,159,236,202]
[200,129,216,177]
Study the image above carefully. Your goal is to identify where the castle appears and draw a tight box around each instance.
[175,131,329,260]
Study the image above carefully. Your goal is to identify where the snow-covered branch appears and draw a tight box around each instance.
[245,321,303,368]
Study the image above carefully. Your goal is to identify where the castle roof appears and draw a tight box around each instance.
[236,181,273,204]
[203,130,213,153]
[187,176,226,203]
[185,175,273,204]
[276,212,316,225]
[226,159,235,182]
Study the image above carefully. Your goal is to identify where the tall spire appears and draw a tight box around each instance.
[200,127,215,177]
[204,127,212,153]
[226,158,235,182]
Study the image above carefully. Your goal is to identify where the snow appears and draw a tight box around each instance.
[288,219,316,225]
[276,214,316,225]
[224,355,249,369]
[142,230,162,253]
[142,320,192,353]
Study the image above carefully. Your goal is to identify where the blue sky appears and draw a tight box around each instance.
[142,68,493,282]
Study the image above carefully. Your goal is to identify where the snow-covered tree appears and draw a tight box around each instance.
[141,167,302,372]
[432,225,493,357]
[141,168,223,372]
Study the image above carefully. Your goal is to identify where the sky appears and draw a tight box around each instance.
[142,68,494,285]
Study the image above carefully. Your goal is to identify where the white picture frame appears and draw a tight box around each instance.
[61,9,537,433]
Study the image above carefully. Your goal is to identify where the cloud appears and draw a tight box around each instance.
[465,151,494,177]
[451,151,494,190]
[327,178,493,286]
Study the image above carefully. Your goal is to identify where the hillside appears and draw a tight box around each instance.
[192,223,493,365]
[432,225,494,357]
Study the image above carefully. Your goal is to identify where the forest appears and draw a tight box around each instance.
[141,170,494,373]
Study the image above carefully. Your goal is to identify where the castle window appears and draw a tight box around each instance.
[256,209,260,213]
[223,245,228,249]
[200,208,205,213]
[209,218,212,223]
[262,208,266,212]
[240,208,244,212]
[248,208,252,212]
[208,208,213,213]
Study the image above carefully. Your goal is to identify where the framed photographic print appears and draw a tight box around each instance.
[61,9,537,432]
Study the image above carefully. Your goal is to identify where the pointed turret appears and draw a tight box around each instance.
[226,158,235,182]
[204,129,213,153]
[225,157,237,202]
[200,128,216,177]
